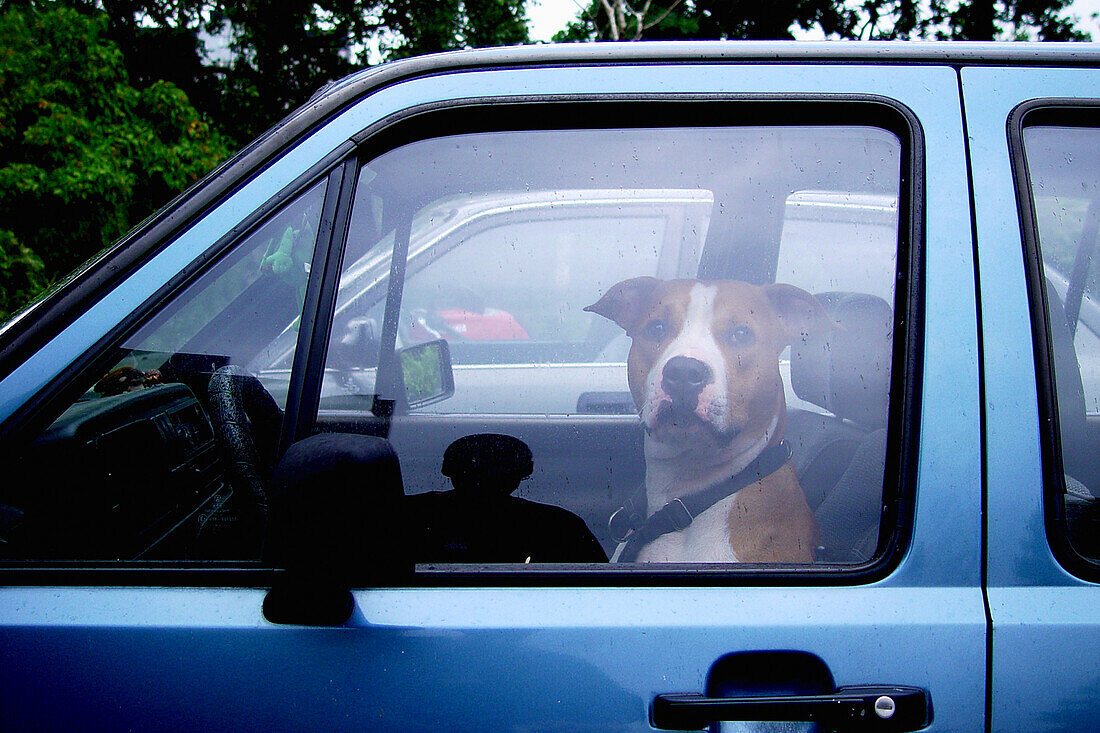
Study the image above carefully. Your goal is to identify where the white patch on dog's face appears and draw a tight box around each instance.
[640,283,730,431]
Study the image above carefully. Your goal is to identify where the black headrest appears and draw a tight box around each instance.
[442,433,533,483]
[790,292,893,429]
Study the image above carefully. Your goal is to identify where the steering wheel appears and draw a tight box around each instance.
[206,366,283,538]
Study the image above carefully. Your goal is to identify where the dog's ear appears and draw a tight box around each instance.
[765,283,830,345]
[584,277,661,333]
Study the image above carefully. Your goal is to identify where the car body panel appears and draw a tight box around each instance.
[0,586,982,731]
[9,43,1089,730]
[963,64,1100,732]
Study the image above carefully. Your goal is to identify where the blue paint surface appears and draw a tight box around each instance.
[0,53,998,730]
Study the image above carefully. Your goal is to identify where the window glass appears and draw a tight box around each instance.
[2,180,327,561]
[324,122,904,568]
[1022,125,1100,560]
[777,191,899,302]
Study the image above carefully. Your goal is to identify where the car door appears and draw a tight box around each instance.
[0,51,984,731]
[964,65,1100,731]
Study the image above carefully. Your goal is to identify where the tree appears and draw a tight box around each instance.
[0,231,45,321]
[379,0,528,58]
[855,0,1089,40]
[210,0,528,135]
[555,0,1088,41]
[555,0,859,41]
[0,5,230,317]
[52,0,530,145]
[560,0,688,41]
[210,1,370,143]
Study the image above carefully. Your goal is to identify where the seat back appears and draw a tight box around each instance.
[786,292,893,562]
[1045,279,1098,491]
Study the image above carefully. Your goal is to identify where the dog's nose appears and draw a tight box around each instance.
[662,356,713,406]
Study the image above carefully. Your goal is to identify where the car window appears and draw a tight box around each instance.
[776,191,899,303]
[398,192,707,359]
[2,180,327,562]
[319,118,908,570]
[1020,123,1100,563]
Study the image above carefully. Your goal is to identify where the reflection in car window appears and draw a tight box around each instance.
[131,181,326,389]
[322,123,905,569]
[1023,125,1100,561]
[777,191,898,303]
[2,181,327,562]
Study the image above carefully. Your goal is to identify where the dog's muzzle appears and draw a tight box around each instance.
[661,355,713,412]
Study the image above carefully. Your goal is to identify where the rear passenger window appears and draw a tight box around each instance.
[1017,114,1100,564]
[319,103,916,573]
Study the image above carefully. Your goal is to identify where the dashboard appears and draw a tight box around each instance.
[3,383,230,560]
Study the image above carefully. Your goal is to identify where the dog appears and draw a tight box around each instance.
[585,277,824,563]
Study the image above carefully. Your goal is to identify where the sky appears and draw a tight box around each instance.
[527,0,586,41]
[525,0,1100,41]
[1070,0,1100,37]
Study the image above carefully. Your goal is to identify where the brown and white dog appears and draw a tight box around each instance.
[586,277,825,563]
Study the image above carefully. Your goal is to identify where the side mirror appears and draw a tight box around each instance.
[263,433,410,626]
[397,338,455,409]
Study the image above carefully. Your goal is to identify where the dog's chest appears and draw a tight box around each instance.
[634,494,741,563]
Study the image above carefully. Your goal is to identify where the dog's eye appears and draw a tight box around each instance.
[642,320,666,341]
[728,325,755,347]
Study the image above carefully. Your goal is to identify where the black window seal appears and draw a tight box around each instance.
[1008,98,1100,581]
[281,161,360,453]
[294,93,926,588]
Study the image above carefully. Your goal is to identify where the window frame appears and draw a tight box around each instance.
[300,94,927,587]
[1009,99,1100,580]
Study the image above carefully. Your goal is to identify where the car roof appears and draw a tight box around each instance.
[326,40,1100,97]
[314,40,1100,118]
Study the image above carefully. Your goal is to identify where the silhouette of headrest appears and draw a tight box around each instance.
[442,433,533,484]
[265,432,405,570]
[790,292,893,429]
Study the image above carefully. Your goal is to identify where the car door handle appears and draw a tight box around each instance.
[652,685,931,731]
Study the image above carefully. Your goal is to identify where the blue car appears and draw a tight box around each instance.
[2,41,1100,731]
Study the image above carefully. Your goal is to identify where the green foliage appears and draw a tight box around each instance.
[211,1,370,143]
[856,0,1089,40]
[207,0,528,138]
[0,5,230,314]
[380,0,528,59]
[59,0,530,146]
[555,0,1088,41]
[554,0,861,41]
[0,228,45,321]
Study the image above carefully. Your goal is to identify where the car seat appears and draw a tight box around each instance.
[1044,280,1100,558]
[1045,279,1100,491]
[785,292,893,563]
